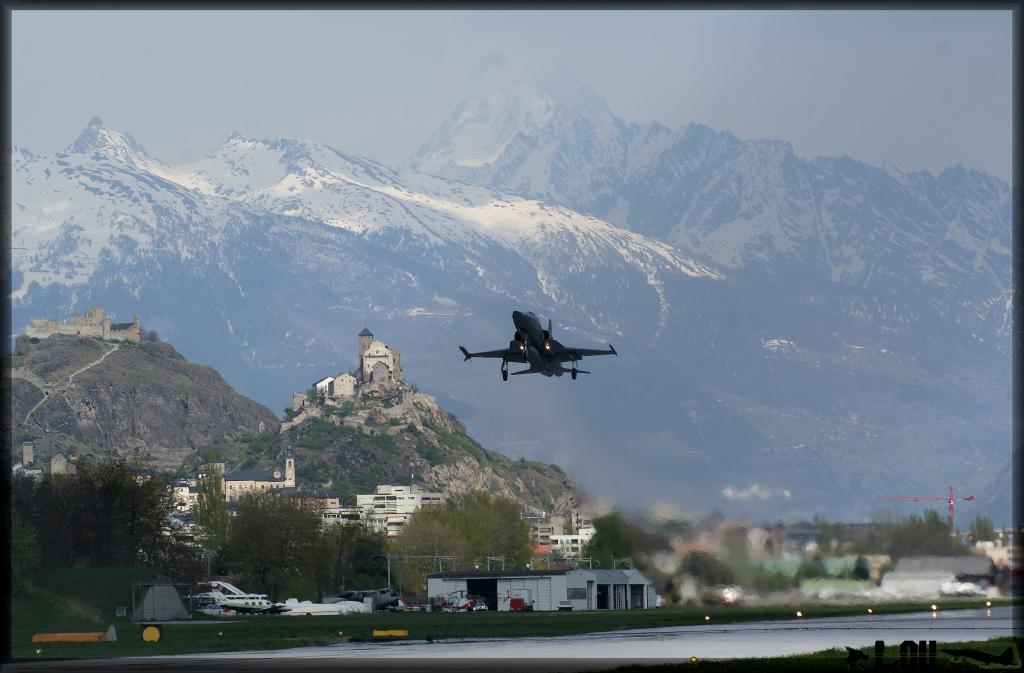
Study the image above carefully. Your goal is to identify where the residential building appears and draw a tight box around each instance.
[355,484,445,536]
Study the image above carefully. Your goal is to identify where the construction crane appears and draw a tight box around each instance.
[873,485,975,531]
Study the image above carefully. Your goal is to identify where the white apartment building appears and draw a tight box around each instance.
[550,527,597,558]
[355,484,446,536]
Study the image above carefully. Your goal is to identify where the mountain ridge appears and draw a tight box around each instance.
[9,112,1011,522]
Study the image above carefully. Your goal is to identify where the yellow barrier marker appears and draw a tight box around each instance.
[142,625,162,642]
[372,629,409,638]
[32,632,105,643]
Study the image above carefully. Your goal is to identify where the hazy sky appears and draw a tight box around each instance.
[12,9,1013,179]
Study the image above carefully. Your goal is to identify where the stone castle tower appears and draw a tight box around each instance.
[358,327,374,359]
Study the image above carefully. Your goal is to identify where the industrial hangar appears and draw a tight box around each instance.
[426,568,657,611]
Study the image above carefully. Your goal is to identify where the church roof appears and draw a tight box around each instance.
[225,469,284,483]
[359,327,373,336]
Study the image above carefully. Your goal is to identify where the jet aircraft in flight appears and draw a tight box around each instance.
[459,310,617,380]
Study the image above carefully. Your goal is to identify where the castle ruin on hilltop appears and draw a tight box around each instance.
[281,326,409,432]
[24,306,140,342]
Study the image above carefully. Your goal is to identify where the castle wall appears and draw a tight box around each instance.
[25,306,140,341]
[332,374,357,397]
[110,314,141,342]
[392,349,403,382]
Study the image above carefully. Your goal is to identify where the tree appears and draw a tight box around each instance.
[679,550,734,586]
[222,489,323,600]
[852,555,871,581]
[580,512,635,568]
[307,524,387,600]
[11,512,38,592]
[194,451,229,554]
[11,454,177,568]
[888,510,969,559]
[392,491,531,594]
[968,515,996,544]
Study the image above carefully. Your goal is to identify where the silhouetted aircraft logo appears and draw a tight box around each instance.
[941,645,1019,669]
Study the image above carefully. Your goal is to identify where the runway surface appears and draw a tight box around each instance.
[5,607,1015,672]
[178,606,1016,660]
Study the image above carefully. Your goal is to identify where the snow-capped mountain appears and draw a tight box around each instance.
[408,77,1012,354]
[407,77,674,225]
[10,117,1011,523]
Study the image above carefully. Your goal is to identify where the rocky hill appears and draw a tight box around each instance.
[8,334,278,470]
[206,388,579,515]
[8,333,578,513]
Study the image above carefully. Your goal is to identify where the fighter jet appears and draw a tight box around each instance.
[459,310,617,380]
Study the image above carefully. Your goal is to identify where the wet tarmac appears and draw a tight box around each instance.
[5,607,1015,672]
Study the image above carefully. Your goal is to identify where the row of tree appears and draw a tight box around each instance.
[815,509,983,559]
[11,454,204,589]
[12,452,526,601]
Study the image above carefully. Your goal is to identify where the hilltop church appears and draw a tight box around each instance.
[305,327,405,407]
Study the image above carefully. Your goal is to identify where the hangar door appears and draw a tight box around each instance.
[497,577,553,611]
[466,578,498,611]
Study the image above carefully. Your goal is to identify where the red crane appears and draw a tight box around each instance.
[873,485,975,531]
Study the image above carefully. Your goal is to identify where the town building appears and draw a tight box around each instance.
[322,506,366,527]
[50,453,69,475]
[173,479,200,512]
[282,487,342,509]
[214,454,296,503]
[24,306,140,342]
[427,568,657,611]
[550,527,597,558]
[879,555,997,597]
[355,484,446,536]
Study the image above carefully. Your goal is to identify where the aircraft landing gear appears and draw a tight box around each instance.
[571,368,577,380]
[501,359,508,381]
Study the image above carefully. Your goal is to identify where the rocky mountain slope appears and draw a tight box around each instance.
[8,334,278,470]
[8,333,577,513]
[9,113,1011,523]
[211,389,577,514]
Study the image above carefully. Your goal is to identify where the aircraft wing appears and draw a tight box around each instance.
[556,344,617,361]
[459,346,528,363]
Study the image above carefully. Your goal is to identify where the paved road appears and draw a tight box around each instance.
[7,607,1012,672]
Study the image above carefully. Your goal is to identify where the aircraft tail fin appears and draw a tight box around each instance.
[548,318,553,336]
[459,346,471,361]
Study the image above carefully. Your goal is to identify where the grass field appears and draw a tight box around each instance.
[10,568,1014,663]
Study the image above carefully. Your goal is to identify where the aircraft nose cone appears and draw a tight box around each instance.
[512,310,524,322]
